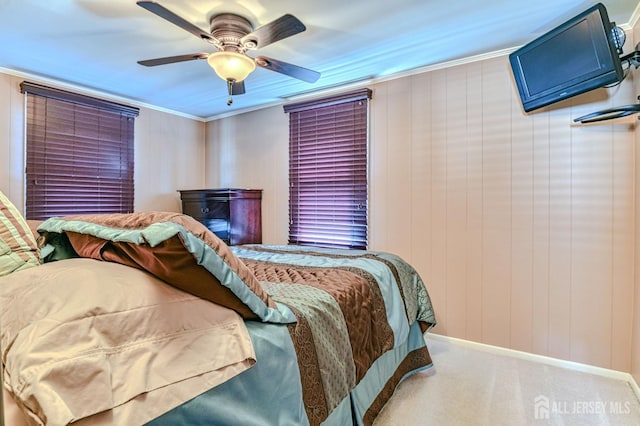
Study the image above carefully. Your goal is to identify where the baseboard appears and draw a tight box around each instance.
[426,333,640,403]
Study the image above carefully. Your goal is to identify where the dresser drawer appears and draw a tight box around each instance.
[181,200,229,220]
[178,189,262,246]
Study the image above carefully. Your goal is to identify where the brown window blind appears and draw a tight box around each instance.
[284,88,371,249]
[20,82,139,220]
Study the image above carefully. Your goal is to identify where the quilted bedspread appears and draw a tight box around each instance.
[232,244,436,425]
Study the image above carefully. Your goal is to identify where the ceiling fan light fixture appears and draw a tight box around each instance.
[207,51,256,82]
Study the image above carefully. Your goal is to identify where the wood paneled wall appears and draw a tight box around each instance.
[135,108,206,212]
[369,56,636,371]
[0,72,30,205]
[207,53,638,372]
[205,107,290,244]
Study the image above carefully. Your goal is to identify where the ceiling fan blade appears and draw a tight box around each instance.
[255,56,320,83]
[137,1,215,43]
[138,53,208,66]
[232,80,246,95]
[241,14,306,49]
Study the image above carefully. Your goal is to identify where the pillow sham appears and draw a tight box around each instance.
[0,191,40,276]
[1,258,256,425]
[37,212,294,323]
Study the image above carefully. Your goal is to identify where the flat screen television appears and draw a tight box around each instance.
[509,3,624,112]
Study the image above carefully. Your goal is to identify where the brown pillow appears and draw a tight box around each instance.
[37,212,294,323]
[26,219,42,240]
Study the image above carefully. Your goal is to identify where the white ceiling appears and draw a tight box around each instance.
[1,0,638,120]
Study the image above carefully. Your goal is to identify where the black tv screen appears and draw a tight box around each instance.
[509,3,623,112]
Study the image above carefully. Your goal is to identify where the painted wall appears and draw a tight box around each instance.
[206,53,638,372]
[0,71,205,213]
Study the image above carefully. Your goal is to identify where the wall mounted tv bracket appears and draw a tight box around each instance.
[574,25,640,124]
[573,96,640,123]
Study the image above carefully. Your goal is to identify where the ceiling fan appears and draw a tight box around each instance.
[136,1,321,106]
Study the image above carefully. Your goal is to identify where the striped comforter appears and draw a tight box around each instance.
[232,244,436,424]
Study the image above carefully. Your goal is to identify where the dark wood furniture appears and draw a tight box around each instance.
[179,188,262,245]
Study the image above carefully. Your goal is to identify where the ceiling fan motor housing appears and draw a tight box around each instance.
[209,14,256,51]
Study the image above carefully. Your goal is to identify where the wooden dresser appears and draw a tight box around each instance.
[178,188,262,245]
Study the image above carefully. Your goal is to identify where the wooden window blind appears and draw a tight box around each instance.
[20,82,139,220]
[284,88,371,249]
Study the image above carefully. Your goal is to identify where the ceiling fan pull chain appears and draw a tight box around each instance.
[227,79,234,106]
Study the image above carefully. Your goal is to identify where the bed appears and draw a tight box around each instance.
[0,199,436,425]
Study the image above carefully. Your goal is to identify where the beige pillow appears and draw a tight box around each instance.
[0,191,40,276]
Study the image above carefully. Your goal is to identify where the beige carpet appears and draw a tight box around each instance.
[375,335,640,425]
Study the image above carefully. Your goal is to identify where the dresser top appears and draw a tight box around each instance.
[178,188,262,199]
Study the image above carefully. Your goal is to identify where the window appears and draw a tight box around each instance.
[21,82,139,220]
[284,88,371,249]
